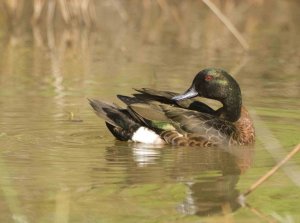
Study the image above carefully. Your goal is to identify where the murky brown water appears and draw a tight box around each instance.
[0,1,300,222]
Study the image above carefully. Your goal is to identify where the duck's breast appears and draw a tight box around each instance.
[234,106,255,145]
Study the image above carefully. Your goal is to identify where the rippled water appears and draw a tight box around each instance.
[1,1,300,222]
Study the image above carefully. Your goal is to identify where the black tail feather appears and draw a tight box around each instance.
[88,99,119,127]
[105,122,131,141]
[88,99,140,140]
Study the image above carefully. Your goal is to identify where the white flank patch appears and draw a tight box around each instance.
[132,127,165,145]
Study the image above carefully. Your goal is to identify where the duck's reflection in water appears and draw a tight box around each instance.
[105,143,254,216]
[172,146,253,216]
[178,174,241,215]
[132,144,163,167]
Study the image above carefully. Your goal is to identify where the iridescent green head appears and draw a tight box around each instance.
[172,68,242,122]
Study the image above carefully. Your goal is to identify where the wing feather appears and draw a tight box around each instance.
[160,105,237,144]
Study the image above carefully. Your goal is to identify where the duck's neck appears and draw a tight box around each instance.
[218,94,242,122]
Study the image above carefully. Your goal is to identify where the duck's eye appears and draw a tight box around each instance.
[204,75,213,81]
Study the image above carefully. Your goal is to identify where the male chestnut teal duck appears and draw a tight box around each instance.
[89,68,255,147]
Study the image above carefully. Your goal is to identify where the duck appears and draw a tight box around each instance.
[89,68,255,147]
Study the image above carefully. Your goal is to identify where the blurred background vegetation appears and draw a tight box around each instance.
[0,0,298,50]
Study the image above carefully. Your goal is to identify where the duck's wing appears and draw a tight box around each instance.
[134,88,215,114]
[160,105,237,143]
[134,88,177,102]
[117,95,175,131]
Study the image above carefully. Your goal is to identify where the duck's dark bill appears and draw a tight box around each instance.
[172,86,198,101]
